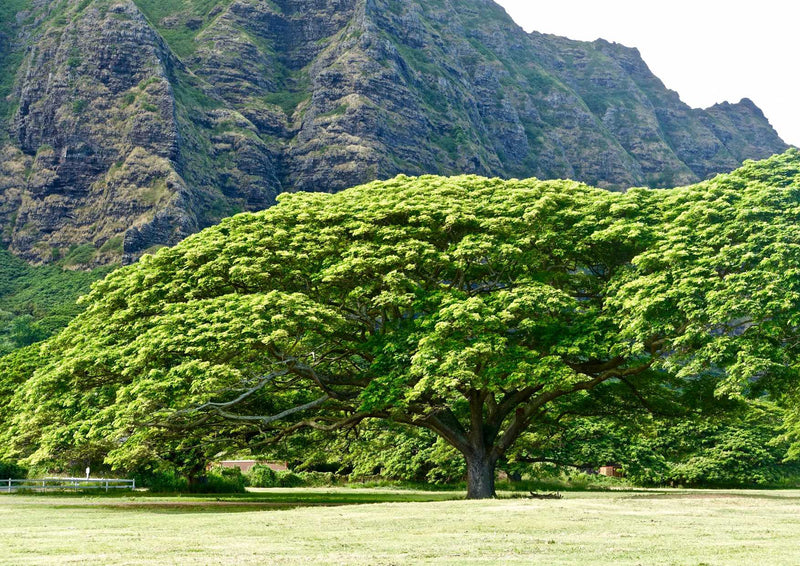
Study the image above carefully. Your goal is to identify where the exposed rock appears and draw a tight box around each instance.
[0,0,789,264]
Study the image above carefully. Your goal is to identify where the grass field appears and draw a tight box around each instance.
[1,488,799,565]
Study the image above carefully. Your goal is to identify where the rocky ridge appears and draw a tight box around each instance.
[0,0,789,264]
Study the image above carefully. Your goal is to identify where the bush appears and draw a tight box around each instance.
[296,471,335,487]
[134,467,246,493]
[511,471,626,492]
[247,464,278,488]
[276,470,305,487]
[134,469,189,493]
[189,466,247,493]
[248,467,333,488]
[0,460,27,479]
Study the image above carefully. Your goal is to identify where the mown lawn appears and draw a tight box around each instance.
[1,488,799,564]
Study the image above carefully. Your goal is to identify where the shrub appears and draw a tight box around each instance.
[248,467,327,488]
[296,471,335,487]
[247,464,278,488]
[189,466,247,493]
[61,244,96,267]
[134,469,188,493]
[72,99,88,114]
[134,467,246,493]
[0,460,27,479]
[275,470,305,487]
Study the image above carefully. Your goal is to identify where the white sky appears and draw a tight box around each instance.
[494,0,800,146]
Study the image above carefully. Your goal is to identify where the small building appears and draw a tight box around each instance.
[214,460,288,473]
[598,465,623,478]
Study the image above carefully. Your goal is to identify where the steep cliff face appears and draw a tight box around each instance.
[6,2,191,262]
[0,0,789,264]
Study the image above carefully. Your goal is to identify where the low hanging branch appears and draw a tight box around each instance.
[200,394,331,424]
[182,370,289,415]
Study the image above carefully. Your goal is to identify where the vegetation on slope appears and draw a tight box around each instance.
[0,249,110,355]
[0,0,33,131]
[133,0,235,58]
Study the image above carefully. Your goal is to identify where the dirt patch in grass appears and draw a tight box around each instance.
[93,500,353,513]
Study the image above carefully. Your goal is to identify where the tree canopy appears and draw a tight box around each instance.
[2,149,800,497]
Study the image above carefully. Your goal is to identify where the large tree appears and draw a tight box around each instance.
[608,150,800,457]
[4,150,800,498]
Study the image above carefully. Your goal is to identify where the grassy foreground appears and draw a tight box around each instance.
[1,488,800,564]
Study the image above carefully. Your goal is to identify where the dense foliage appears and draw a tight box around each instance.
[291,380,798,488]
[0,459,26,479]
[0,250,109,355]
[2,150,800,495]
[510,399,798,488]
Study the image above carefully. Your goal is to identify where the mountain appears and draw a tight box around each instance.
[0,0,789,264]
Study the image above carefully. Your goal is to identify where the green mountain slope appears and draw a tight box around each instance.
[0,249,110,354]
[0,0,789,264]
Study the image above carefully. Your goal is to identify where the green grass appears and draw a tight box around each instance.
[1,488,799,564]
[98,236,124,254]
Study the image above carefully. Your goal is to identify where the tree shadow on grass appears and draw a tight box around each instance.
[3,489,464,514]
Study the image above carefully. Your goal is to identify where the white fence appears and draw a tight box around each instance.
[2,477,135,492]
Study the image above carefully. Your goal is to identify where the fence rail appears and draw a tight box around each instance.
[2,477,135,492]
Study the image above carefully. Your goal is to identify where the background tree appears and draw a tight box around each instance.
[0,345,43,472]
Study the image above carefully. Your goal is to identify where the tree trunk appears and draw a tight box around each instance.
[465,452,496,499]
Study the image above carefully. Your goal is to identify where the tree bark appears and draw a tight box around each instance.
[465,451,496,499]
